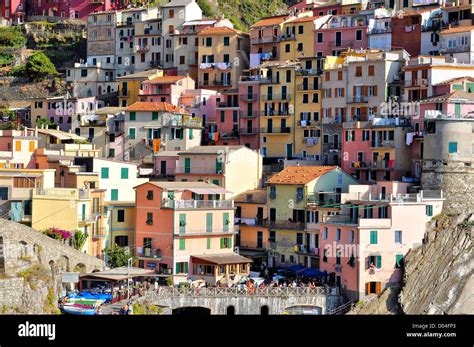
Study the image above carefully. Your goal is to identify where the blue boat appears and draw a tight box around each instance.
[62,303,97,315]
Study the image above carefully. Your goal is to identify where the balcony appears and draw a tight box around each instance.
[262,220,305,230]
[220,131,240,139]
[406,78,428,87]
[297,84,319,91]
[239,94,258,102]
[260,127,291,134]
[369,27,391,34]
[139,87,171,96]
[162,199,234,209]
[262,94,291,101]
[134,45,149,53]
[199,62,232,70]
[260,77,280,84]
[294,245,320,257]
[251,36,281,44]
[200,80,232,87]
[239,127,259,135]
[149,60,163,68]
[439,45,470,54]
[297,68,323,76]
[240,110,258,118]
[137,248,162,259]
[78,214,95,225]
[307,193,341,207]
[279,33,296,41]
[348,96,369,103]
[92,206,107,218]
[174,227,236,236]
[351,160,391,170]
[216,102,239,109]
[329,40,354,48]
[322,214,359,226]
[371,140,395,148]
[175,164,223,174]
[298,120,318,127]
[261,110,293,117]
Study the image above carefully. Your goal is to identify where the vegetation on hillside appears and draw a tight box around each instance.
[11,52,58,82]
[197,0,288,31]
[106,244,134,268]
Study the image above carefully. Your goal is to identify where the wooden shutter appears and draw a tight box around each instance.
[376,282,381,295]
[341,88,345,97]
[206,213,213,232]
[184,262,188,273]
[366,282,370,295]
[176,262,181,274]
[353,86,356,97]
[179,213,186,233]
[376,255,382,268]
[223,212,229,232]
[373,85,378,96]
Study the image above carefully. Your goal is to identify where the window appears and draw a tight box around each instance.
[221,237,232,249]
[207,238,211,249]
[111,189,118,201]
[395,254,404,268]
[317,32,323,43]
[169,9,174,18]
[206,37,212,46]
[101,167,109,179]
[298,25,304,34]
[355,29,362,41]
[269,186,276,199]
[128,128,136,139]
[129,112,136,121]
[370,230,378,244]
[349,230,355,243]
[179,213,186,233]
[426,205,433,217]
[223,36,230,46]
[355,66,362,77]
[152,112,158,120]
[179,238,185,250]
[121,167,129,179]
[269,231,276,243]
[368,65,374,76]
[117,209,125,223]
[175,262,188,274]
[336,228,341,241]
[206,213,213,232]
[448,142,457,154]
[323,227,328,240]
[280,254,285,263]
[144,190,153,202]
[285,44,290,53]
[395,230,402,244]
[367,255,382,269]
[146,212,153,225]
[81,69,87,77]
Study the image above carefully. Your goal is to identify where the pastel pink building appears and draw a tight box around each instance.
[153,150,178,178]
[1,0,26,24]
[134,181,250,284]
[0,129,38,169]
[315,14,368,57]
[237,79,260,150]
[319,181,444,300]
[212,90,240,146]
[139,76,195,105]
[26,0,125,20]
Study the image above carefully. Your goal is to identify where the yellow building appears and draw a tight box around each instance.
[105,201,136,251]
[294,56,323,159]
[265,166,359,268]
[32,187,107,258]
[259,61,298,159]
[117,69,163,107]
[197,26,249,91]
[278,15,319,62]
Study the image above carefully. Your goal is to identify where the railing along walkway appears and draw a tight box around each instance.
[145,286,329,300]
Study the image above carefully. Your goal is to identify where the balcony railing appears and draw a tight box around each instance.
[279,33,296,41]
[262,220,305,230]
[261,110,293,117]
[216,102,239,108]
[294,245,320,256]
[329,40,354,48]
[371,140,395,148]
[348,96,369,103]
[149,60,163,68]
[262,94,291,101]
[297,84,320,91]
[240,110,258,118]
[297,68,323,76]
[322,214,359,225]
[174,227,236,236]
[137,248,162,259]
[406,78,428,87]
[260,127,291,134]
[199,62,232,70]
[239,127,259,135]
[239,94,258,101]
[162,199,234,209]
[251,36,281,44]
[200,80,232,87]
[134,45,149,53]
[351,160,391,169]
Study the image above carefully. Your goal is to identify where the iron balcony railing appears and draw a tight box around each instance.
[297,84,320,91]
[162,199,234,209]
[239,128,259,135]
[260,127,291,134]
[137,248,162,259]
[262,220,305,230]
[239,94,258,102]
[174,228,236,236]
[240,110,258,118]
[262,94,291,101]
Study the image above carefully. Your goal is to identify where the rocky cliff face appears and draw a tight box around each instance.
[400,213,473,314]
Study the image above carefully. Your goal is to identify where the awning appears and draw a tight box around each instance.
[191,254,252,265]
[238,249,267,258]
[297,268,328,278]
[188,187,232,195]
[288,265,305,274]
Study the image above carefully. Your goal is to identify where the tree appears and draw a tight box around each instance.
[13,52,58,82]
[35,117,56,129]
[106,243,133,268]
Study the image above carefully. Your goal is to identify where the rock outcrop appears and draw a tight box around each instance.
[400,213,473,314]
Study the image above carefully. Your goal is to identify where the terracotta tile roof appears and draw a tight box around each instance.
[146,75,187,84]
[433,76,474,86]
[420,90,474,103]
[126,102,188,113]
[198,26,248,36]
[288,16,319,23]
[267,166,337,185]
[439,25,474,35]
[251,15,289,28]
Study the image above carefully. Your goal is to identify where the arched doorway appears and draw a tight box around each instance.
[260,305,269,315]
[74,263,86,273]
[226,306,235,315]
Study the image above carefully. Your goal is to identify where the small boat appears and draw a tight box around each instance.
[61,303,97,315]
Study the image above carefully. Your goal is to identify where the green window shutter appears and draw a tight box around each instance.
[467,82,474,92]
[101,167,109,179]
[184,158,191,173]
[168,191,174,200]
[223,212,229,232]
[81,204,86,221]
[220,238,224,249]
[216,158,222,173]
[179,238,185,250]
[206,213,213,232]
[179,129,184,139]
[395,254,404,268]
[452,84,463,91]
[376,255,382,269]
[152,112,158,120]
[212,179,219,185]
[176,262,181,274]
[189,129,193,139]
[426,205,433,216]
[129,128,136,139]
[130,111,136,121]
[121,167,129,179]
[370,230,378,244]
[179,213,186,234]
[184,262,188,273]
[111,189,118,201]
[207,238,211,249]
[448,142,457,154]
[228,237,232,249]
